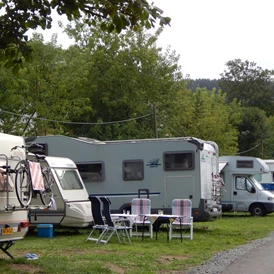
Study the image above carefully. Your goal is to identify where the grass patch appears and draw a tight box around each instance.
[1,212,274,273]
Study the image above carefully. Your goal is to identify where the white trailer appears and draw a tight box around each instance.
[219,156,274,216]
[26,135,224,222]
[254,159,274,192]
[27,155,93,228]
[0,133,29,258]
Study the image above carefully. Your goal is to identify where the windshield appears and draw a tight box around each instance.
[54,168,83,190]
[251,176,264,190]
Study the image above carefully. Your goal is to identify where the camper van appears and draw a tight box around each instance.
[27,155,93,228]
[254,159,274,192]
[26,135,224,222]
[0,133,29,258]
[219,156,274,216]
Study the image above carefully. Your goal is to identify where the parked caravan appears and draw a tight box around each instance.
[219,156,274,216]
[0,133,29,258]
[254,159,274,192]
[26,135,224,222]
[27,155,93,228]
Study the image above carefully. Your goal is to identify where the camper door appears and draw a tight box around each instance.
[232,175,257,211]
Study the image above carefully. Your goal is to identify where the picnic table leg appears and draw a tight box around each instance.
[142,216,145,241]
[167,219,169,242]
[180,218,182,242]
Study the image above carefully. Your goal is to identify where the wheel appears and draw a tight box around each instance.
[40,169,53,207]
[15,161,32,207]
[249,204,266,216]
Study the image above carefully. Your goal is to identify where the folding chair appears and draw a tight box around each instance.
[130,198,153,238]
[99,197,132,244]
[86,196,107,243]
[169,199,193,240]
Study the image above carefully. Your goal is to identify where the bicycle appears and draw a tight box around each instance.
[12,144,54,208]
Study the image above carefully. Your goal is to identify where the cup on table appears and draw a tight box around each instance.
[123,209,126,214]
[126,210,130,215]
[158,210,164,215]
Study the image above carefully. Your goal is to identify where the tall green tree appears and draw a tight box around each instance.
[62,26,186,140]
[263,115,274,159]
[0,34,91,136]
[166,88,242,155]
[0,0,170,72]
[238,107,268,157]
[219,59,274,116]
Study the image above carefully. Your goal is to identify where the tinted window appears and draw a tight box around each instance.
[123,160,144,181]
[76,162,103,183]
[164,152,194,171]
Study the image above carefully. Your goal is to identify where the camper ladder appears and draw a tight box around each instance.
[212,175,224,201]
[0,154,15,210]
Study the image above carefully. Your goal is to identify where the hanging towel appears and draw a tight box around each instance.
[29,162,45,191]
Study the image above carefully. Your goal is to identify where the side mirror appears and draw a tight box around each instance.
[251,186,256,193]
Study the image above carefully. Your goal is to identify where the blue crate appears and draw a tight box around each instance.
[37,224,53,238]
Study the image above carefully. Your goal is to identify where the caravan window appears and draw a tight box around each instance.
[235,176,254,192]
[76,162,103,183]
[123,160,144,181]
[54,169,83,190]
[164,151,194,171]
[236,160,254,168]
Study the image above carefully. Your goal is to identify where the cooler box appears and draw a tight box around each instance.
[37,224,53,238]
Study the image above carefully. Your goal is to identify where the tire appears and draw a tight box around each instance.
[249,204,266,216]
[40,170,53,206]
[15,161,32,207]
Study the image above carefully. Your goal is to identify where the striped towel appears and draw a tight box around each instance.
[29,162,45,191]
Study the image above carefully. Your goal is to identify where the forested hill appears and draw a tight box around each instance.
[187,78,220,91]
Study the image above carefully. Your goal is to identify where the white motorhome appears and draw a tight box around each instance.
[27,155,93,228]
[254,159,274,192]
[219,156,274,216]
[26,135,224,222]
[0,133,29,258]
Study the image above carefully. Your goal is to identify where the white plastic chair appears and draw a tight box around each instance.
[130,198,153,238]
[169,199,193,240]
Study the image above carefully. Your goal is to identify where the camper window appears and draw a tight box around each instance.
[236,160,254,168]
[164,151,194,171]
[123,160,144,181]
[54,168,84,190]
[76,162,103,183]
[235,176,254,192]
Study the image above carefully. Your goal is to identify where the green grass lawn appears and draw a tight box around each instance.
[1,212,274,274]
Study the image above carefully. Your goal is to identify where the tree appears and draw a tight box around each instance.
[0,34,92,136]
[263,115,274,159]
[62,26,185,140]
[0,0,170,72]
[238,107,268,157]
[219,59,274,116]
[167,88,242,155]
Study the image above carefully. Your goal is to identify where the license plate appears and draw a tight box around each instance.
[2,227,13,235]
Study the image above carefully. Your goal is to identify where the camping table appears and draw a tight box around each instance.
[139,214,184,242]
[110,213,137,228]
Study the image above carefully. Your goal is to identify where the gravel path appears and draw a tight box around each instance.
[186,232,274,274]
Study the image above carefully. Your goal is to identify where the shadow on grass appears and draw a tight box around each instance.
[222,212,253,218]
[27,226,90,237]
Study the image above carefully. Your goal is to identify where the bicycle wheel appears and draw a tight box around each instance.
[15,161,32,207]
[40,169,53,206]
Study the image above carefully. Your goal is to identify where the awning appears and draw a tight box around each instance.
[219,162,228,172]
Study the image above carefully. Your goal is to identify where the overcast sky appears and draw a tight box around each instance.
[35,0,274,79]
